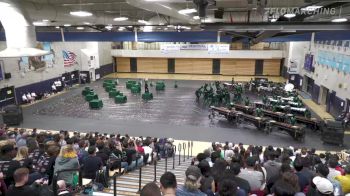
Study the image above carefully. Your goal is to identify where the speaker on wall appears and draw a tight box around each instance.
[4,73,11,79]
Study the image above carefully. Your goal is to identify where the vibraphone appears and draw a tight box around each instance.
[237,112,267,130]
[209,106,239,122]
[262,109,285,122]
[265,120,305,141]
[295,116,319,131]
[232,104,254,115]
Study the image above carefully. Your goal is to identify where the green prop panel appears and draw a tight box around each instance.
[103,80,115,87]
[156,81,165,91]
[126,81,137,89]
[115,95,127,104]
[85,94,98,101]
[142,92,153,100]
[89,99,103,109]
[82,89,94,96]
[109,90,121,98]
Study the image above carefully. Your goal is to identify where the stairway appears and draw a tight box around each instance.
[100,155,193,196]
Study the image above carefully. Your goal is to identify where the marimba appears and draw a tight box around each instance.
[265,120,305,141]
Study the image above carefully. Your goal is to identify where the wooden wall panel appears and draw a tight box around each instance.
[263,59,281,76]
[220,59,255,75]
[137,58,167,73]
[116,57,130,72]
[175,58,212,74]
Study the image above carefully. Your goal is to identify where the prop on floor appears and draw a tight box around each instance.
[142,92,154,101]
[156,81,165,91]
[174,81,178,88]
[115,95,127,104]
[126,80,137,89]
[82,87,103,109]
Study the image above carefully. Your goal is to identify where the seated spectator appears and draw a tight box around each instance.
[54,145,79,185]
[160,172,177,196]
[311,176,334,196]
[229,162,251,194]
[294,158,309,192]
[82,146,103,179]
[315,163,343,196]
[328,158,341,181]
[0,144,20,186]
[198,160,215,195]
[21,94,28,104]
[31,92,37,100]
[96,140,110,166]
[238,156,264,191]
[263,151,281,191]
[335,165,350,194]
[77,140,88,163]
[216,178,245,196]
[271,180,298,196]
[141,182,161,196]
[6,168,49,196]
[176,166,206,196]
[51,84,57,93]
[26,92,34,103]
[14,147,34,172]
[36,145,60,184]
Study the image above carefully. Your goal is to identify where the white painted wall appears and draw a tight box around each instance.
[288,41,350,101]
[0,41,112,88]
[111,49,285,59]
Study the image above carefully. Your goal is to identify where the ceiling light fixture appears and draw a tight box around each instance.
[332,6,347,23]
[138,20,151,25]
[83,22,91,25]
[284,13,296,18]
[128,26,133,28]
[70,11,93,17]
[270,18,277,22]
[159,4,172,10]
[42,19,49,22]
[332,18,348,22]
[193,16,200,20]
[76,26,84,30]
[143,26,153,32]
[55,26,60,29]
[64,24,71,27]
[301,5,323,11]
[114,17,128,21]
[105,25,113,30]
[0,2,10,7]
[178,8,197,15]
[33,21,44,26]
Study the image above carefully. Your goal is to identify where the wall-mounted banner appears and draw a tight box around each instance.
[180,44,208,50]
[160,44,180,53]
[208,44,230,54]
[160,44,230,53]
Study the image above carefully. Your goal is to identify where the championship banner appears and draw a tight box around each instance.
[208,44,230,54]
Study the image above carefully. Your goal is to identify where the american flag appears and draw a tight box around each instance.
[63,50,77,67]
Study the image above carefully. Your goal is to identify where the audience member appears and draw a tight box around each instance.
[54,145,79,185]
[82,146,103,179]
[335,164,350,194]
[176,166,206,196]
[140,182,161,196]
[160,172,177,196]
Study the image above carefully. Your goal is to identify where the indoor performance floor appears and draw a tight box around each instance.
[10,78,349,151]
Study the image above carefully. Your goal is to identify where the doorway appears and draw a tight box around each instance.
[319,86,329,106]
[305,76,314,95]
[346,98,350,113]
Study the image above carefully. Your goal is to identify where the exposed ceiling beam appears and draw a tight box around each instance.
[202,22,350,31]
[250,30,280,45]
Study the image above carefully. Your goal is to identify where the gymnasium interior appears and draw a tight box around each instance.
[0,0,350,196]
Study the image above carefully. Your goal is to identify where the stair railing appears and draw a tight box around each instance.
[183,142,186,162]
[178,143,181,166]
[173,145,176,169]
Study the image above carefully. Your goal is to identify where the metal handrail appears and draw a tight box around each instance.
[178,143,182,166]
